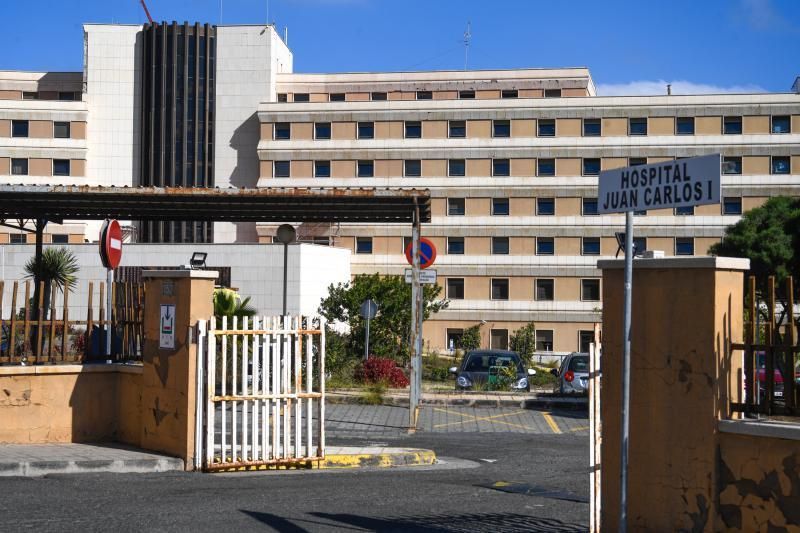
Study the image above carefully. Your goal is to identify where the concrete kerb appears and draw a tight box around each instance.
[0,456,184,477]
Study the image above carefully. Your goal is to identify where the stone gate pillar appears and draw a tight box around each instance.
[598,257,749,532]
[141,269,217,470]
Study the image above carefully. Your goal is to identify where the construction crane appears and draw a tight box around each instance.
[139,0,154,24]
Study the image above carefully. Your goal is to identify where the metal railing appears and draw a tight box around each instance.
[731,276,799,417]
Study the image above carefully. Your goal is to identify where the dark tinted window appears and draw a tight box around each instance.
[723,197,742,215]
[357,160,374,177]
[536,279,554,301]
[676,237,694,255]
[537,198,555,215]
[629,157,647,166]
[629,118,647,136]
[448,198,465,216]
[459,90,475,99]
[544,89,561,98]
[329,93,345,102]
[538,119,555,137]
[675,206,694,216]
[583,158,601,176]
[54,121,70,139]
[356,237,372,254]
[537,158,555,176]
[491,279,509,300]
[465,353,522,372]
[448,237,465,254]
[293,93,309,102]
[315,122,331,139]
[277,93,288,102]
[449,120,466,138]
[501,89,518,99]
[405,121,422,138]
[493,120,510,138]
[53,159,70,176]
[723,156,742,175]
[449,159,465,176]
[723,116,742,135]
[582,279,600,301]
[416,91,433,100]
[537,237,554,255]
[274,122,290,140]
[11,158,28,175]
[583,198,598,215]
[772,116,790,134]
[371,92,387,101]
[314,160,330,178]
[493,159,510,176]
[405,159,421,177]
[568,355,589,372]
[447,278,465,299]
[51,234,69,244]
[583,119,601,136]
[358,122,374,139]
[492,198,510,215]
[772,156,790,175]
[274,160,290,177]
[676,117,695,135]
[12,120,28,137]
[492,237,509,255]
[582,237,600,255]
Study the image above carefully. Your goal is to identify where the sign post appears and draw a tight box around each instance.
[359,299,379,360]
[99,219,123,360]
[598,154,720,531]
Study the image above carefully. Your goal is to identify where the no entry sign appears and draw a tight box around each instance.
[99,219,123,269]
[405,238,437,269]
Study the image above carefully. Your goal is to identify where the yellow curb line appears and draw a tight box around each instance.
[542,412,562,434]
[315,450,437,469]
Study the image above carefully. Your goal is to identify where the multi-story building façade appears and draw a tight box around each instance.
[1,22,799,354]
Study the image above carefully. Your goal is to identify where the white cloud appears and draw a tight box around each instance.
[595,80,766,96]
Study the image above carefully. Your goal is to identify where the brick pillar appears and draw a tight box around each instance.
[598,257,748,532]
[140,269,217,470]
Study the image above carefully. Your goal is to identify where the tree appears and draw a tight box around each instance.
[212,288,256,322]
[460,325,481,351]
[510,322,536,363]
[24,247,79,320]
[318,273,448,363]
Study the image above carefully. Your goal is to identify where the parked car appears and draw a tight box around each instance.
[552,352,590,395]
[753,352,800,402]
[449,349,536,392]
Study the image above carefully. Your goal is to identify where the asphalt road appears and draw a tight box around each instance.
[1,409,590,533]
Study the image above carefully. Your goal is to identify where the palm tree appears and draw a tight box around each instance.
[24,248,79,351]
[213,288,256,321]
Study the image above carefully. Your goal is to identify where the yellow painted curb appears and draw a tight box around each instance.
[316,449,437,469]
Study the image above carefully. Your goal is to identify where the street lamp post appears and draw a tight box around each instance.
[275,224,296,316]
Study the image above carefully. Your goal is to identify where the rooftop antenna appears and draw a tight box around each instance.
[463,21,472,71]
[667,83,672,95]
[139,0,154,24]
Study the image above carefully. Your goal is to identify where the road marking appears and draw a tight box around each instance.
[431,408,535,431]
[541,412,562,434]
[568,425,589,432]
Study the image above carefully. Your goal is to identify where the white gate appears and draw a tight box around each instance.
[195,315,326,471]
[589,323,602,533]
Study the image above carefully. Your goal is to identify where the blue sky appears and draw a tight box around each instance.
[3,0,799,94]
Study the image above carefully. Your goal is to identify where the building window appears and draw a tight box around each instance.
[447,237,465,255]
[722,156,742,175]
[448,159,465,177]
[314,122,331,139]
[59,91,79,101]
[51,234,69,244]
[537,198,555,216]
[371,92,387,101]
[500,89,518,99]
[544,89,562,98]
[416,90,433,100]
[459,90,475,99]
[357,160,374,177]
[772,115,791,134]
[54,121,70,139]
[536,330,554,351]
[22,91,37,100]
[491,279,509,300]
[772,156,790,175]
[329,93,345,102]
[447,278,465,299]
[490,329,509,350]
[535,279,554,301]
[676,117,695,135]
[629,117,647,136]
[448,198,465,216]
[492,159,510,177]
[675,237,694,256]
[492,198,510,216]
[537,119,555,137]
[357,122,374,139]
[633,237,647,255]
[12,120,29,138]
[355,237,373,254]
[293,93,310,102]
[314,160,330,178]
[723,116,742,135]
[536,237,554,255]
[581,279,601,301]
[583,118,601,137]
[629,157,647,166]
[404,159,421,177]
[11,158,28,175]
[10,234,26,244]
[583,158,601,176]
[274,160,290,178]
[493,119,510,138]
[582,237,600,255]
[634,210,647,216]
[675,205,694,216]
[579,331,595,353]
[492,237,509,255]
[405,121,422,138]
[723,197,742,215]
[447,329,464,351]
[537,158,556,176]
[448,120,466,138]
[53,159,70,176]
[582,198,599,215]
[277,93,288,102]
[274,122,291,140]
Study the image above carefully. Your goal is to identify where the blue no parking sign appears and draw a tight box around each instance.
[404,238,437,269]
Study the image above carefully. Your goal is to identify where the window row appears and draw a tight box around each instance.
[354,236,699,256]
[0,90,81,102]
[444,196,745,216]
[446,327,577,352]
[270,115,794,141]
[7,158,74,176]
[445,277,601,301]
[7,233,70,244]
[7,120,77,139]
[276,88,566,103]
[269,155,795,178]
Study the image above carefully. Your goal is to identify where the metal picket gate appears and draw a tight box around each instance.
[194,315,326,471]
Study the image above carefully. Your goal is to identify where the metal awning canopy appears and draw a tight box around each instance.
[0,185,431,223]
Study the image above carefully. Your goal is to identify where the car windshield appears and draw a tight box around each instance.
[464,353,521,372]
[568,356,589,372]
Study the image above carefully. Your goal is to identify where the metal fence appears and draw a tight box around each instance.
[0,279,144,364]
[196,315,326,471]
[731,275,799,417]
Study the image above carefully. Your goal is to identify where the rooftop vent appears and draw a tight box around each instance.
[792,76,800,94]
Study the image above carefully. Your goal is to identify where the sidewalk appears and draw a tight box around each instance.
[0,442,436,477]
[328,389,588,410]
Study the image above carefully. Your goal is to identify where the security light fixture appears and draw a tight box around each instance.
[190,252,207,269]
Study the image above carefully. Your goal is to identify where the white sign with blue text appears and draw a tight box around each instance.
[598,154,721,214]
